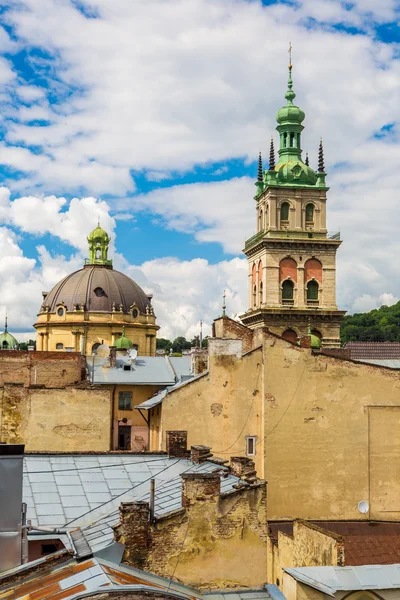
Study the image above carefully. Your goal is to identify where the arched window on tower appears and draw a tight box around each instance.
[290,132,295,147]
[283,132,287,147]
[253,284,257,308]
[305,203,314,223]
[280,202,289,223]
[259,281,263,305]
[307,280,319,303]
[282,280,294,305]
[258,209,263,232]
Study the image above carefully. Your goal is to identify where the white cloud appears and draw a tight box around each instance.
[351,293,399,314]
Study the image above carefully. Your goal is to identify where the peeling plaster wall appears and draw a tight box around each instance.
[159,346,264,476]
[0,385,111,451]
[0,351,85,387]
[115,483,268,591]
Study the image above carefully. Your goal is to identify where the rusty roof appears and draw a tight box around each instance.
[269,521,400,566]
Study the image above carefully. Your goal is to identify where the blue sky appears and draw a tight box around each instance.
[1,0,400,339]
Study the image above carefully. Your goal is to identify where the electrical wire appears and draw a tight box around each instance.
[62,458,182,527]
[23,456,170,474]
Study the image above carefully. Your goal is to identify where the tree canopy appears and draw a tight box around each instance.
[341,301,400,344]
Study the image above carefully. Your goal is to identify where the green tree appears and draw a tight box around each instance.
[172,336,191,353]
[156,338,172,353]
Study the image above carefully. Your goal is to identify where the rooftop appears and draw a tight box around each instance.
[344,341,400,360]
[87,355,193,385]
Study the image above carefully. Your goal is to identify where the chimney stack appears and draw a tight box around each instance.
[166,431,188,458]
[190,445,212,464]
[181,472,221,508]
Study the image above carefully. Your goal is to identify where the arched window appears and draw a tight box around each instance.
[283,132,287,147]
[95,247,101,259]
[282,279,294,302]
[280,202,289,222]
[305,203,314,222]
[258,209,263,232]
[259,281,263,305]
[290,132,294,147]
[2,341,8,349]
[253,284,257,308]
[56,343,64,350]
[307,280,319,301]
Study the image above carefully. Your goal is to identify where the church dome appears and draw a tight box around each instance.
[0,330,18,350]
[41,265,151,314]
[115,327,133,349]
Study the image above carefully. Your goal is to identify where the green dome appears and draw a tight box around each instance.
[310,333,321,349]
[276,103,305,125]
[275,159,317,186]
[88,224,109,241]
[115,328,133,349]
[0,330,18,350]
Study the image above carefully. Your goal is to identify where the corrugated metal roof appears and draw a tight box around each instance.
[88,355,193,385]
[284,564,400,593]
[23,454,239,553]
[204,591,272,600]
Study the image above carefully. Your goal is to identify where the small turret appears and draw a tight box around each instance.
[86,220,112,268]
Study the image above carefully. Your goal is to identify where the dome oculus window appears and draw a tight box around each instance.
[132,308,139,319]
[57,307,64,317]
[94,287,107,297]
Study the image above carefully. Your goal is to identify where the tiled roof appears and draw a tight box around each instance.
[23,454,239,553]
[345,342,400,360]
[269,521,400,566]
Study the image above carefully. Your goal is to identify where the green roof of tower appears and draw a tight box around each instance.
[0,316,18,350]
[86,220,113,268]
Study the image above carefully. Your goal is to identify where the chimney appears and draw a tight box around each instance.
[114,501,150,569]
[181,472,221,508]
[109,346,117,368]
[230,457,257,483]
[191,347,208,375]
[166,431,187,458]
[0,444,25,572]
[190,445,212,464]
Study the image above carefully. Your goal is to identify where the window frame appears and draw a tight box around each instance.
[246,435,257,456]
[307,279,319,301]
[56,343,64,350]
[305,203,314,223]
[280,202,290,222]
[118,391,133,410]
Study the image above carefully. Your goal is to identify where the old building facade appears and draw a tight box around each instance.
[240,62,345,347]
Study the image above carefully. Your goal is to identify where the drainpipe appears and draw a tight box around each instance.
[110,385,116,451]
[149,479,155,522]
[21,502,29,564]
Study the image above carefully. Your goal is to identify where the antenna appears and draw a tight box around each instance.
[199,320,203,348]
[288,41,292,68]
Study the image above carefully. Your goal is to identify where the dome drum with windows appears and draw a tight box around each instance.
[34,224,159,355]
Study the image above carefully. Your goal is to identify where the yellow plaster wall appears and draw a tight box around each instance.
[0,385,111,451]
[292,521,341,567]
[160,347,264,476]
[263,336,400,520]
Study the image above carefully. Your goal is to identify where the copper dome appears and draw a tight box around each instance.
[41,265,151,314]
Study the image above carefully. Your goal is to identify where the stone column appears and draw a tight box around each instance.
[297,265,305,308]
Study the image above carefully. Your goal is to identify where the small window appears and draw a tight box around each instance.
[123,365,131,371]
[253,284,257,308]
[305,203,314,222]
[259,281,263,304]
[282,279,294,300]
[96,248,101,259]
[280,202,289,222]
[119,391,132,410]
[246,436,257,456]
[94,287,106,297]
[2,341,8,349]
[132,308,139,319]
[56,343,64,350]
[307,280,319,301]
[57,307,64,317]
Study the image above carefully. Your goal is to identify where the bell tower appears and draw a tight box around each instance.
[240,54,345,347]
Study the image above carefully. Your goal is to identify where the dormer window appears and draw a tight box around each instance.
[94,287,106,297]
[57,307,64,317]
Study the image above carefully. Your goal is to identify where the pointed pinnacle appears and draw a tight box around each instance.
[257,151,263,182]
[318,138,325,173]
[269,137,275,171]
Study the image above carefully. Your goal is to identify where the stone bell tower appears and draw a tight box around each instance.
[240,56,345,347]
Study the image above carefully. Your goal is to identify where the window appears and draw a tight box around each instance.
[307,280,319,301]
[57,307,64,317]
[118,424,131,450]
[119,391,133,410]
[259,281,263,305]
[290,132,294,147]
[246,436,257,456]
[258,209,263,232]
[305,203,314,222]
[253,284,257,308]
[92,342,101,354]
[2,341,8,349]
[123,365,131,371]
[280,202,289,222]
[94,287,106,297]
[56,343,64,350]
[282,279,294,301]
[132,308,139,319]
[96,248,101,259]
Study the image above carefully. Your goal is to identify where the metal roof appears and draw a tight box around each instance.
[354,359,400,369]
[87,355,193,385]
[23,454,239,553]
[136,372,208,410]
[284,564,400,595]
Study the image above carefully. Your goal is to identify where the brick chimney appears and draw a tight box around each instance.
[191,347,208,375]
[190,445,212,464]
[166,430,187,458]
[181,472,221,508]
[230,457,257,483]
[114,501,149,568]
